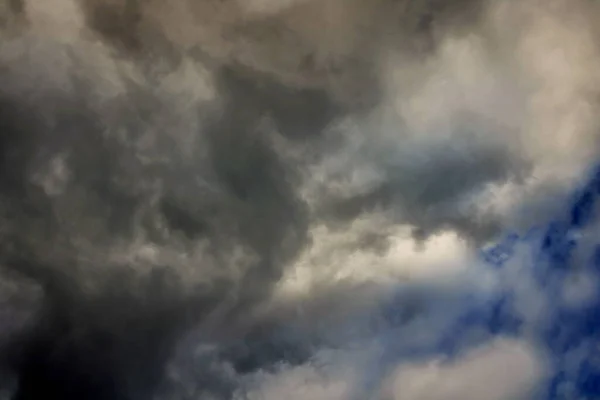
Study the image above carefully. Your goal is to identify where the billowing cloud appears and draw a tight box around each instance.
[0,0,600,399]
[380,339,546,400]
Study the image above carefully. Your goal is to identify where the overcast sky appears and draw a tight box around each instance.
[1,0,600,399]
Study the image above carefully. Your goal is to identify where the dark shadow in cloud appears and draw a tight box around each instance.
[80,0,143,53]
[0,237,230,400]
[319,123,528,244]
[216,65,342,141]
[0,41,330,400]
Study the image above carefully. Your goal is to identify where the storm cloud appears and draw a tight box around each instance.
[0,0,600,399]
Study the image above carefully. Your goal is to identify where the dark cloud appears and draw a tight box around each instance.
[0,8,349,393]
[81,0,143,53]
[0,0,587,399]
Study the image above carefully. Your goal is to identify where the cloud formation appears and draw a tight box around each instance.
[0,0,600,399]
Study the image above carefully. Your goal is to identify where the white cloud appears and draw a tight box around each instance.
[380,339,546,400]
[277,221,470,297]
[237,339,546,400]
[242,363,352,400]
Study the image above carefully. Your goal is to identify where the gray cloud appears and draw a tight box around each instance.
[0,0,599,399]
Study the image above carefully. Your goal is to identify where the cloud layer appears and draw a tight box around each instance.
[1,0,600,399]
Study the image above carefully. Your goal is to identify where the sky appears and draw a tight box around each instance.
[0,0,600,399]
